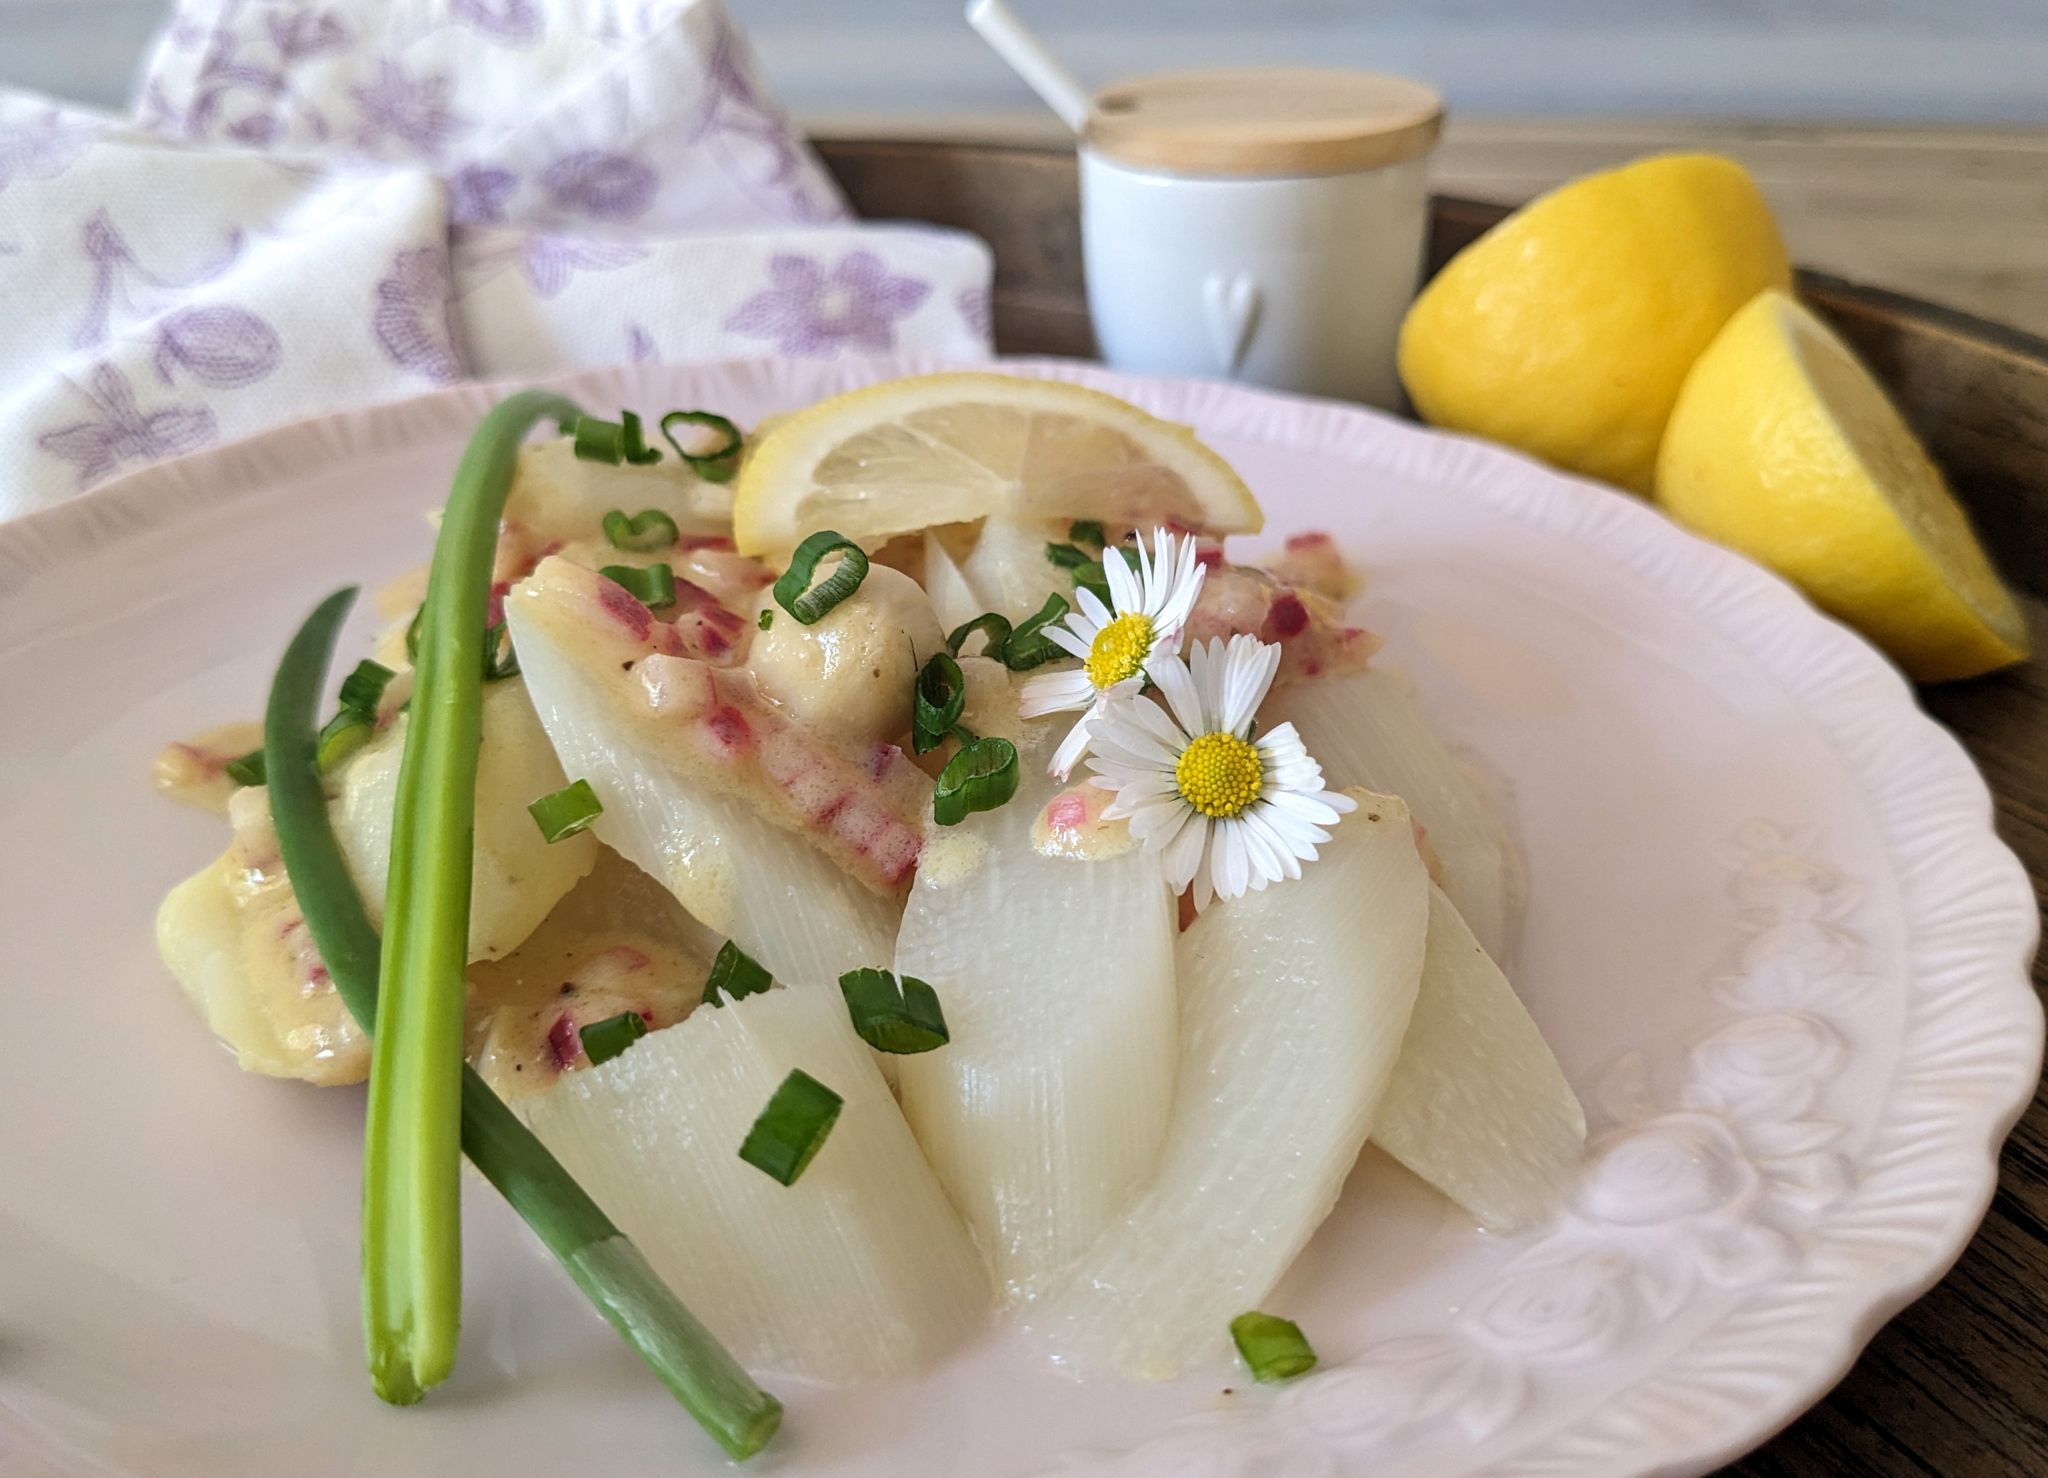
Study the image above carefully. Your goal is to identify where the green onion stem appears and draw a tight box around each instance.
[772,531,868,625]
[364,389,580,1404]
[263,586,780,1459]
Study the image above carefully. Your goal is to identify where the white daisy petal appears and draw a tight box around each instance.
[1147,651,1208,738]
[1074,584,1112,628]
[1046,625,1093,659]
[1219,634,1281,735]
[1103,544,1140,612]
[1048,713,1096,778]
[1212,820,1252,899]
[1159,810,1211,891]
[1019,667,1096,717]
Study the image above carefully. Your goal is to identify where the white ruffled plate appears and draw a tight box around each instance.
[0,356,2036,1478]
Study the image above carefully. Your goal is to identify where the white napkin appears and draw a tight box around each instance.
[0,0,994,521]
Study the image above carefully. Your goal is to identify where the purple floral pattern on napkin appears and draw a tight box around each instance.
[372,246,464,383]
[267,8,351,64]
[724,250,932,356]
[74,209,245,350]
[540,150,658,223]
[0,108,101,193]
[36,363,216,490]
[454,0,544,45]
[153,304,282,388]
[350,57,469,161]
[449,163,518,225]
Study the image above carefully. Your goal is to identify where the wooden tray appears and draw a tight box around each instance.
[816,137,2048,1478]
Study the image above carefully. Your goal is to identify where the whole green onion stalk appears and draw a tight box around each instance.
[265,587,780,1458]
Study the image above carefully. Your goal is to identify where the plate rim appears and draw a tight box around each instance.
[2,353,2037,1477]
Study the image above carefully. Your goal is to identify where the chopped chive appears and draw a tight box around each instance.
[260,585,782,1458]
[738,1069,843,1185]
[838,969,949,1054]
[317,706,375,771]
[1229,1312,1317,1382]
[1073,563,1111,605]
[757,609,773,631]
[772,531,868,625]
[620,410,663,466]
[405,606,423,665]
[1045,542,1093,570]
[225,748,266,786]
[660,410,744,483]
[529,779,603,843]
[573,415,626,464]
[603,507,681,552]
[483,621,520,681]
[933,736,1019,826]
[947,611,1012,661]
[600,563,677,611]
[338,659,397,715]
[1069,519,1107,547]
[1001,593,1071,671]
[580,1010,650,1067]
[912,652,966,755]
[702,940,773,1009]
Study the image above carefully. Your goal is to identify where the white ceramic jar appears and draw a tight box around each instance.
[1079,69,1443,410]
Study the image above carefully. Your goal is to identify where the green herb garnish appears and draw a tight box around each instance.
[224,748,266,786]
[529,779,603,843]
[772,531,868,625]
[1229,1311,1317,1382]
[1000,592,1071,671]
[757,609,773,631]
[599,563,678,611]
[934,736,1020,826]
[738,1070,843,1185]
[702,940,773,1009]
[838,968,949,1054]
[946,611,1012,661]
[579,1010,650,1067]
[912,652,967,755]
[603,507,681,552]
[660,410,744,484]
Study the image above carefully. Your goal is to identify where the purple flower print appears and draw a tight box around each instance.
[689,5,847,225]
[453,0,543,44]
[724,252,931,357]
[956,285,993,342]
[73,209,245,350]
[626,323,659,363]
[373,247,465,384]
[227,112,283,147]
[349,57,470,161]
[449,164,518,226]
[154,305,282,388]
[37,364,217,491]
[266,8,351,63]
[469,232,649,300]
[540,151,659,223]
[0,107,101,194]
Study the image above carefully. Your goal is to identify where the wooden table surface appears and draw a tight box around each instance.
[813,138,2048,1477]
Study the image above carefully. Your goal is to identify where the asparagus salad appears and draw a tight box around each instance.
[152,372,1585,1458]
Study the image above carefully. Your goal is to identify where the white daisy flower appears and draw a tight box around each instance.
[1085,633,1356,908]
[1018,527,1207,778]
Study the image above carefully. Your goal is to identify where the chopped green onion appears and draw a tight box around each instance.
[573,415,626,464]
[947,611,1012,661]
[757,609,773,631]
[405,606,422,665]
[838,968,949,1054]
[1045,542,1093,570]
[1069,519,1107,547]
[579,1010,650,1067]
[483,621,520,681]
[261,585,781,1458]
[529,779,603,843]
[912,652,966,755]
[1074,564,1111,606]
[603,507,681,552]
[600,563,677,611]
[1229,1312,1317,1382]
[702,940,773,1009]
[365,388,581,1404]
[738,1070,843,1185]
[934,736,1020,826]
[317,706,375,771]
[1001,593,1071,671]
[620,410,663,466]
[660,410,744,483]
[772,531,868,625]
[338,659,397,715]
[225,748,266,786]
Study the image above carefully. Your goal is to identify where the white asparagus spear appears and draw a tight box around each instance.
[1276,667,1513,958]
[1028,791,1428,1377]
[894,721,1178,1302]
[520,985,988,1382]
[1373,883,1585,1231]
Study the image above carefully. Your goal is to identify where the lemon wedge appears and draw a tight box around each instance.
[733,373,1262,561]
[1398,153,1791,494]
[1656,289,2028,681]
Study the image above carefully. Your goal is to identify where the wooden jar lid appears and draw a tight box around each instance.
[1084,68,1443,178]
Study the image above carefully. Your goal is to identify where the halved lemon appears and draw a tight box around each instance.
[733,373,1263,562]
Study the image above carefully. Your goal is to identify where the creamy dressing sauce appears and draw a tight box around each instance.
[1030,783,1136,861]
[915,828,989,888]
[153,721,265,815]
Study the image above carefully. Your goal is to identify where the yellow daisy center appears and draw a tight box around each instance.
[1086,612,1155,689]
[1175,731,1265,819]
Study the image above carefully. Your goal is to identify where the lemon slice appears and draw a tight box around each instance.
[733,373,1262,561]
[1656,289,2029,681]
